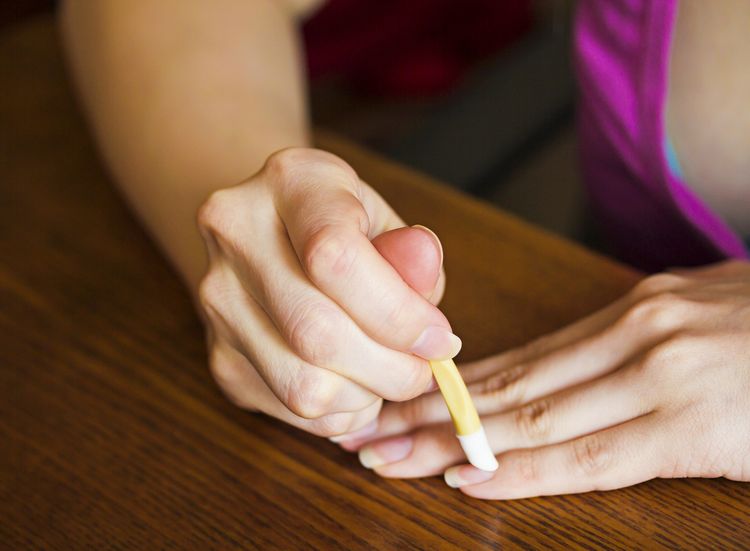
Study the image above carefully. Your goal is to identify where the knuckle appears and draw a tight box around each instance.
[514,399,553,443]
[479,364,528,409]
[209,350,255,410]
[209,351,239,388]
[303,226,359,284]
[383,360,432,402]
[197,189,235,236]
[638,334,698,378]
[198,185,269,259]
[284,301,342,366]
[264,147,309,181]
[515,451,540,483]
[285,369,340,419]
[197,270,229,316]
[572,435,611,476]
[381,296,411,334]
[308,412,356,438]
[620,292,684,332]
[265,147,358,188]
[633,273,685,298]
[660,333,696,359]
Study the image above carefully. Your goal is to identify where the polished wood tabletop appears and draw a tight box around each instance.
[2,15,749,550]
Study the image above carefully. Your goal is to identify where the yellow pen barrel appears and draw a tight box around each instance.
[429,357,498,471]
[428,358,481,436]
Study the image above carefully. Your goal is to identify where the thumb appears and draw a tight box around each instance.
[372,225,443,300]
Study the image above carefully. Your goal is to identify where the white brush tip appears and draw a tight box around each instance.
[457,427,498,472]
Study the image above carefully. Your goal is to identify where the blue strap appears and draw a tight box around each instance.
[664,137,685,180]
[665,137,750,252]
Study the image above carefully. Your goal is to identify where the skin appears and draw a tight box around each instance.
[62,1,749,497]
[667,0,750,236]
[195,151,453,434]
[345,261,750,498]
[338,0,750,498]
[61,0,456,438]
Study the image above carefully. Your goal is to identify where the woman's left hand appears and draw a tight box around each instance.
[334,260,750,499]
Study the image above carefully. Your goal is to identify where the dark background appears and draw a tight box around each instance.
[2,0,587,244]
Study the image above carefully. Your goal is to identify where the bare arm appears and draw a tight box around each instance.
[61,0,315,290]
[60,0,455,439]
[667,0,750,236]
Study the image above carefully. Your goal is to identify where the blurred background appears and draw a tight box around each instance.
[2,0,586,244]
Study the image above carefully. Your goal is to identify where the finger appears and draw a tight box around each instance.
[446,413,662,499]
[361,186,448,303]
[371,225,443,301]
[359,423,461,478]
[343,389,450,448]
[353,363,655,476]
[478,363,654,450]
[210,198,435,402]
[210,335,383,437]
[202,266,379,416]
[345,275,693,445]
[353,297,645,436]
[461,288,695,413]
[348,355,655,450]
[270,150,460,360]
[458,272,693,386]
[456,300,632,386]
[431,266,447,306]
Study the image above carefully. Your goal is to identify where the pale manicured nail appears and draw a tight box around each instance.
[358,436,413,469]
[329,420,378,443]
[444,465,495,488]
[410,326,462,360]
[411,225,444,266]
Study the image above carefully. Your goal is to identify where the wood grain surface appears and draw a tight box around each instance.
[2,15,749,550]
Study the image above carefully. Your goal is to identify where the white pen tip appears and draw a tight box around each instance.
[457,427,498,472]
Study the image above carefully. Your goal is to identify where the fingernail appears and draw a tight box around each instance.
[425,376,439,392]
[329,419,378,443]
[358,436,413,469]
[410,326,462,360]
[412,225,443,266]
[444,465,495,488]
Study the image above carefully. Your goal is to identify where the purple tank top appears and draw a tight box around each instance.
[574,0,749,272]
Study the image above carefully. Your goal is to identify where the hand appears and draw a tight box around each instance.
[338,260,750,499]
[196,148,460,437]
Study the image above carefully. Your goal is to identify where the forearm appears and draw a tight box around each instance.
[60,0,311,291]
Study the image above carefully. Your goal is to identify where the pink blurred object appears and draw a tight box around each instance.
[303,0,534,97]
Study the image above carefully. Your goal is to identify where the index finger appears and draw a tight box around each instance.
[270,148,461,360]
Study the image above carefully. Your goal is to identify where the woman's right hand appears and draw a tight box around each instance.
[196,148,461,437]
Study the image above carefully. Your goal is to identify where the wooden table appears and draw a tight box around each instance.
[2,15,749,550]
